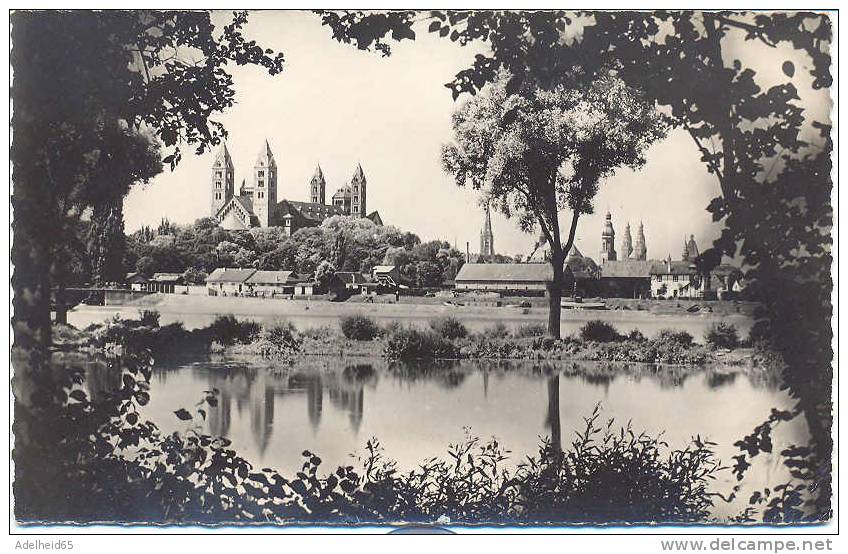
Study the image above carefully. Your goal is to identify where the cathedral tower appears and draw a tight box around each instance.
[621,222,633,259]
[480,204,495,257]
[210,142,235,218]
[253,139,277,227]
[310,164,326,204]
[633,222,647,260]
[600,211,617,262]
[350,164,366,217]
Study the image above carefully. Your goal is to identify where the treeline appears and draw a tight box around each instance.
[121,216,472,288]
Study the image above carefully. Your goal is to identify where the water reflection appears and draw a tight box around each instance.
[53,350,799,520]
[546,375,562,452]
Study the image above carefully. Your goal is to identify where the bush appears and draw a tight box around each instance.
[656,328,695,347]
[255,320,302,357]
[385,326,458,360]
[705,322,740,349]
[208,315,261,345]
[429,316,468,340]
[580,320,622,343]
[138,310,161,328]
[340,314,382,341]
[626,329,647,342]
[513,323,547,338]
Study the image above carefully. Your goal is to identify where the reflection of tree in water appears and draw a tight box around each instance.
[387,360,469,390]
[545,375,562,453]
[706,370,739,390]
[745,366,783,391]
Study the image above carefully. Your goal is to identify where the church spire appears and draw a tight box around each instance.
[480,204,495,257]
[255,138,276,167]
[633,221,647,260]
[621,222,633,259]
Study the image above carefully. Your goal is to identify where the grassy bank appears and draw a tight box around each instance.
[68,310,772,371]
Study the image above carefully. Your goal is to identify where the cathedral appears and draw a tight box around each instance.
[211,141,382,235]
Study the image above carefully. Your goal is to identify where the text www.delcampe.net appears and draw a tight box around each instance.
[660,539,834,552]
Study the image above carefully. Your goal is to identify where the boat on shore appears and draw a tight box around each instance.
[561,298,607,310]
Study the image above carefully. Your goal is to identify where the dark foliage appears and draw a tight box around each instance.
[705,322,740,350]
[207,315,261,346]
[340,314,382,341]
[580,320,623,343]
[384,327,458,361]
[656,329,695,348]
[428,316,469,340]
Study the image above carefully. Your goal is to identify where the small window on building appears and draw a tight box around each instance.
[258,170,265,178]
[216,181,222,189]
[673,275,679,282]
[258,191,264,199]
[215,171,222,178]
[258,180,264,188]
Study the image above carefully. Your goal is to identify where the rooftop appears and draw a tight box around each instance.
[245,270,298,284]
[455,263,553,283]
[206,268,257,283]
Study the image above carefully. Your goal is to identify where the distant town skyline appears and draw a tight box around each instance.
[124,10,830,262]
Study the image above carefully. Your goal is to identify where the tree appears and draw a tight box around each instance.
[319,9,833,518]
[441,73,667,337]
[12,10,284,352]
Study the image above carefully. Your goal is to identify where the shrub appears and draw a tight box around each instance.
[513,323,547,338]
[340,314,382,341]
[656,328,695,347]
[138,310,161,328]
[255,320,302,357]
[705,322,740,349]
[580,320,622,343]
[208,314,261,345]
[429,316,468,340]
[626,329,647,342]
[385,326,458,360]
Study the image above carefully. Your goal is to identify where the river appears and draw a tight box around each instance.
[89,354,808,521]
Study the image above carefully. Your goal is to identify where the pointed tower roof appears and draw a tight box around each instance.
[213,141,233,167]
[255,139,276,167]
[311,164,325,183]
[567,244,583,260]
[352,163,366,182]
[483,204,493,235]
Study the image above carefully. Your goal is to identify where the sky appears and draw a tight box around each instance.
[124,10,832,262]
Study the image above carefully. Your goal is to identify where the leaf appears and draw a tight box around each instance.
[126,412,138,425]
[174,408,193,421]
[428,21,441,33]
[782,60,795,78]
[136,391,150,406]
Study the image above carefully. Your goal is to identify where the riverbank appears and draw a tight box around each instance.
[64,308,777,372]
[68,292,757,339]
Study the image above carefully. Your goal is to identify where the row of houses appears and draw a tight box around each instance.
[206,265,402,297]
[454,257,743,300]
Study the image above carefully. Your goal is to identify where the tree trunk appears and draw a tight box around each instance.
[546,252,565,339]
